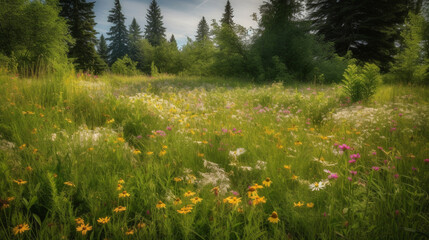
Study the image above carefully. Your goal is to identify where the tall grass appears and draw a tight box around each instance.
[0,72,428,239]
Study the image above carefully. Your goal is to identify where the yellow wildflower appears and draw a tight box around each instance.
[97,217,110,224]
[252,196,266,205]
[173,198,182,205]
[156,201,166,209]
[184,190,196,197]
[64,181,75,187]
[146,151,154,155]
[294,141,302,146]
[307,202,314,208]
[262,177,272,187]
[284,165,291,170]
[133,149,141,155]
[291,175,299,180]
[173,177,182,182]
[294,201,304,207]
[113,206,126,212]
[119,190,130,198]
[13,223,30,235]
[159,150,167,157]
[268,211,280,223]
[125,228,134,235]
[190,197,203,204]
[76,223,92,235]
[14,179,27,185]
[74,218,85,225]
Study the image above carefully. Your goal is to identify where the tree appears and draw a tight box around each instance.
[107,0,128,65]
[144,0,166,46]
[169,34,177,49]
[59,0,105,73]
[128,18,142,62]
[97,34,109,64]
[0,0,71,74]
[196,17,210,42]
[307,0,420,69]
[221,0,234,26]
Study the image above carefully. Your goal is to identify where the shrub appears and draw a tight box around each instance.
[342,63,381,102]
[111,55,138,76]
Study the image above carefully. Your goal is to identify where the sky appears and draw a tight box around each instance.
[93,0,263,48]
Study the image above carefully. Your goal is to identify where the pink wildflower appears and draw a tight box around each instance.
[328,173,338,179]
[372,166,380,171]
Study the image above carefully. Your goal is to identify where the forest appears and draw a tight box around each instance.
[0,0,428,239]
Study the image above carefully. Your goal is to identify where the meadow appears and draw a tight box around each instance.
[0,71,428,239]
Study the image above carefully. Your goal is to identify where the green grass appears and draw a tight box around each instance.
[0,72,428,239]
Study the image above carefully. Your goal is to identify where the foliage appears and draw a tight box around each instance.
[387,12,429,84]
[342,63,381,102]
[150,61,159,76]
[111,55,138,75]
[0,0,72,75]
[181,38,217,76]
[196,17,210,42]
[128,18,143,63]
[107,0,128,65]
[307,0,416,69]
[97,34,109,66]
[144,0,166,46]
[221,0,234,26]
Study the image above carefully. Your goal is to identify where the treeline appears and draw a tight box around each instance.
[0,0,428,83]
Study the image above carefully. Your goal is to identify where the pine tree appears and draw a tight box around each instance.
[196,17,210,41]
[169,34,177,49]
[307,0,420,68]
[221,0,234,26]
[59,0,104,72]
[107,0,128,64]
[144,0,166,46]
[97,34,109,64]
[128,18,142,62]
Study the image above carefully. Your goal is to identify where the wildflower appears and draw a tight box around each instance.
[191,197,203,204]
[197,153,204,157]
[125,228,134,235]
[247,187,258,199]
[137,222,146,229]
[64,181,75,187]
[372,166,380,171]
[14,179,27,185]
[31,128,37,134]
[88,147,94,152]
[347,177,352,181]
[106,119,115,124]
[26,166,33,171]
[32,149,38,154]
[187,174,196,184]
[117,137,125,143]
[159,150,167,157]
[284,165,291,170]
[162,145,168,149]
[117,184,123,191]
[156,201,166,209]
[76,223,92,235]
[252,183,264,189]
[146,151,154,155]
[118,179,125,184]
[294,202,304,207]
[350,170,357,175]
[262,177,272,187]
[268,211,280,223]
[252,196,266,205]
[97,217,110,224]
[348,159,356,164]
[224,196,241,205]
[133,149,141,155]
[328,173,338,179]
[65,118,72,124]
[184,191,196,197]
[338,144,350,151]
[75,218,85,225]
[307,202,314,208]
[13,223,30,235]
[212,186,219,196]
[113,206,126,212]
[19,144,26,150]
[394,174,399,179]
[119,190,130,198]
[294,141,302,146]
[309,181,325,191]
[291,175,299,180]
[177,205,192,214]
[229,148,246,159]
[173,177,182,182]
[424,159,429,163]
[173,198,182,205]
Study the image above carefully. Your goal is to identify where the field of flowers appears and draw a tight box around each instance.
[0,72,428,239]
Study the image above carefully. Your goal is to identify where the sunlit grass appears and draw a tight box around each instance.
[0,72,428,239]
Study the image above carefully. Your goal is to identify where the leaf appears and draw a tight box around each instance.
[33,214,42,227]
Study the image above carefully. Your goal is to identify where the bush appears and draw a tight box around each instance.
[111,55,138,76]
[342,63,381,102]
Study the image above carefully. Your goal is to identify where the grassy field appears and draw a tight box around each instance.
[0,72,428,239]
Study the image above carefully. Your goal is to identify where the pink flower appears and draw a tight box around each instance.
[222,128,228,133]
[390,128,396,132]
[348,159,356,164]
[350,153,360,159]
[347,177,352,181]
[424,159,429,163]
[328,173,338,179]
[166,126,172,131]
[231,191,239,196]
[394,174,399,179]
[412,167,418,171]
[339,144,351,151]
[371,151,377,155]
[372,166,380,171]
[377,146,383,150]
[349,171,357,175]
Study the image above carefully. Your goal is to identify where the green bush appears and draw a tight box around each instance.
[342,63,381,102]
[111,55,138,76]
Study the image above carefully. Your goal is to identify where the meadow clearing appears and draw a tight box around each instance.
[0,72,428,239]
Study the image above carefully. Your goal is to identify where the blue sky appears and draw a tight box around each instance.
[93,0,262,47]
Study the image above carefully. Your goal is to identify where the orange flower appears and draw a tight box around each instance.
[156,201,166,209]
[76,223,92,235]
[190,197,203,204]
[75,217,85,225]
[13,223,30,235]
[13,179,27,185]
[114,206,126,212]
[184,190,196,197]
[64,181,75,187]
[97,217,110,224]
[294,201,304,207]
[268,211,280,223]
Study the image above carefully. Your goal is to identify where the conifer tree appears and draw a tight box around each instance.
[97,34,109,64]
[144,0,166,46]
[128,18,142,61]
[59,0,104,72]
[221,0,234,26]
[107,0,128,64]
[196,17,210,41]
[169,34,177,49]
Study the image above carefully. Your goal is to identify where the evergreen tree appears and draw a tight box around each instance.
[128,18,142,62]
[97,34,109,64]
[221,0,234,26]
[307,0,420,68]
[107,0,128,65]
[144,0,166,46]
[196,17,210,42]
[169,34,177,49]
[59,0,104,72]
